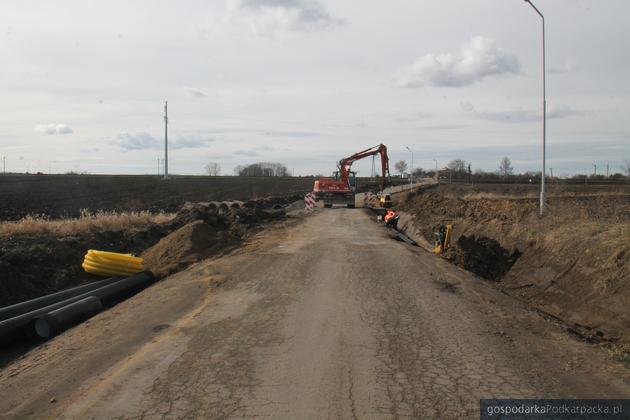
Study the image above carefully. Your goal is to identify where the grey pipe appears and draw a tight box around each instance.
[0,271,154,342]
[33,296,103,339]
[0,277,122,322]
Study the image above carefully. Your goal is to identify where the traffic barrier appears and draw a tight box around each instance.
[305,193,315,212]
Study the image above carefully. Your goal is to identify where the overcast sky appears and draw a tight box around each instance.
[1,0,628,177]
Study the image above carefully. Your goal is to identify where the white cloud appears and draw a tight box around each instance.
[227,0,344,34]
[547,104,586,119]
[186,87,207,97]
[116,132,214,151]
[395,36,520,88]
[461,102,586,123]
[549,58,578,74]
[35,123,73,135]
[234,149,260,156]
[116,132,160,150]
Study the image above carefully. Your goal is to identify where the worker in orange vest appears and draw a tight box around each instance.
[384,209,400,230]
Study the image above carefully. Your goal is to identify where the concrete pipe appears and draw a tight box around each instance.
[0,271,154,342]
[218,202,230,215]
[229,201,244,209]
[33,296,103,339]
[0,277,121,322]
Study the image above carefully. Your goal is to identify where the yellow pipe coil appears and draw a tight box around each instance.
[82,249,144,277]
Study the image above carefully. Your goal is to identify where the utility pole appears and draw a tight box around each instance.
[2,156,5,175]
[371,155,375,179]
[164,101,169,179]
[157,157,161,176]
[406,146,413,190]
[606,163,610,178]
[550,167,553,178]
[593,164,597,177]
[523,0,547,216]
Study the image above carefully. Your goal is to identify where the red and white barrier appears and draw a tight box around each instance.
[305,192,315,213]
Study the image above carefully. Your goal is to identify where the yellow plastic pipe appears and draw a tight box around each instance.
[87,250,143,264]
[83,250,144,277]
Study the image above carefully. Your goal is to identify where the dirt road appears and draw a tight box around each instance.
[1,208,629,418]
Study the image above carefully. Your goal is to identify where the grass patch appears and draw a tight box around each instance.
[0,210,174,237]
[609,344,630,364]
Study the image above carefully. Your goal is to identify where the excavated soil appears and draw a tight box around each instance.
[396,183,630,344]
[142,221,223,279]
[0,198,294,307]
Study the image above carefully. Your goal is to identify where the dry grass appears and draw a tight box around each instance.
[458,191,630,201]
[609,344,630,364]
[0,210,174,237]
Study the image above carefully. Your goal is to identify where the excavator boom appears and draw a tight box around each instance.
[338,143,390,191]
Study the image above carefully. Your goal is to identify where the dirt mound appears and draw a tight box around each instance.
[444,235,521,281]
[0,194,295,308]
[397,183,630,344]
[168,203,228,230]
[141,220,221,278]
[0,227,165,307]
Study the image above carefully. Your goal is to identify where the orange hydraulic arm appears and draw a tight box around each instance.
[338,144,390,191]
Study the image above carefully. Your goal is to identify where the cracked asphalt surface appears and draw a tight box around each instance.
[1,207,630,418]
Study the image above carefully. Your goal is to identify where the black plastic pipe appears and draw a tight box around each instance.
[91,271,155,306]
[33,296,103,339]
[0,271,155,342]
[0,277,122,322]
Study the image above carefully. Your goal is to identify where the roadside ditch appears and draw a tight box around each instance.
[0,195,303,307]
[392,184,630,353]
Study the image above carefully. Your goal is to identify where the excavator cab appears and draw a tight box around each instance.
[332,171,357,192]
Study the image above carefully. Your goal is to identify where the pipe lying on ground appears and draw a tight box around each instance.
[91,271,154,306]
[33,296,103,339]
[0,277,122,322]
[0,271,155,342]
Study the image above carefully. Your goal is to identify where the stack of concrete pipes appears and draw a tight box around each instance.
[202,200,244,216]
[0,272,155,342]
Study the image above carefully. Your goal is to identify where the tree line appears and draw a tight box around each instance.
[392,156,630,183]
[233,162,289,177]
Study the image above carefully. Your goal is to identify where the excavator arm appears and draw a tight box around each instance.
[338,144,390,191]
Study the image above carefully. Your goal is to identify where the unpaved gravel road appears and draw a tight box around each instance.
[1,207,629,419]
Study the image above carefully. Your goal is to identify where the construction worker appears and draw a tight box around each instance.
[383,209,400,230]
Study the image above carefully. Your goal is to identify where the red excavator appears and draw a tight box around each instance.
[313,144,390,208]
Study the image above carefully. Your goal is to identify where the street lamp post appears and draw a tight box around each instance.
[406,146,413,190]
[523,0,546,216]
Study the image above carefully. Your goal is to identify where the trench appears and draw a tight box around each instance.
[444,235,522,282]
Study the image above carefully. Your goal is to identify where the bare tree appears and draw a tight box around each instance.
[447,158,467,173]
[622,159,630,177]
[498,156,514,177]
[394,160,408,176]
[205,162,221,176]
